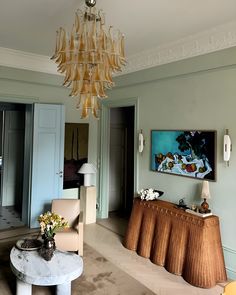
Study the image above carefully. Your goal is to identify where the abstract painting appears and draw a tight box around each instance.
[151,130,216,181]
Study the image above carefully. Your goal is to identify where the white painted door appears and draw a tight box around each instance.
[30,104,65,228]
[1,111,25,208]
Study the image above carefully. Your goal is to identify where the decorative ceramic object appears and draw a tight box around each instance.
[16,238,42,251]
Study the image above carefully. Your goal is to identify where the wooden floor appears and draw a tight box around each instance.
[0,226,39,241]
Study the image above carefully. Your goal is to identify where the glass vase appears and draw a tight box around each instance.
[39,236,56,261]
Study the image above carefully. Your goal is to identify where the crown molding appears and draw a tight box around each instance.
[120,20,236,75]
[0,20,236,76]
[0,47,59,75]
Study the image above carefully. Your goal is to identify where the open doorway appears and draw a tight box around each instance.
[0,102,65,232]
[97,106,135,236]
[109,106,134,216]
[0,103,25,230]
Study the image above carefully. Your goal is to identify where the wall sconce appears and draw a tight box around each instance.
[223,129,232,166]
[138,130,145,153]
[78,163,96,187]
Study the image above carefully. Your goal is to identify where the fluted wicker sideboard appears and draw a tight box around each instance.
[123,197,227,288]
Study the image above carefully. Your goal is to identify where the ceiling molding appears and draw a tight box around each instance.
[0,21,236,76]
[0,47,59,75]
[121,20,236,75]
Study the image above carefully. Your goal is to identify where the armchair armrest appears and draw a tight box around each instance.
[78,211,84,256]
[75,211,83,232]
[78,211,83,232]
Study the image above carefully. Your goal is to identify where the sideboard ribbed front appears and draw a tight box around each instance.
[123,198,227,288]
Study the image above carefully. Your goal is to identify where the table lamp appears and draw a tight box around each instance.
[200,180,211,213]
[78,163,96,186]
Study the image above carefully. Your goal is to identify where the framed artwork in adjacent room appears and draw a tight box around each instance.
[151,130,216,181]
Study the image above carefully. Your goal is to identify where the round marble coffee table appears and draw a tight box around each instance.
[10,246,83,295]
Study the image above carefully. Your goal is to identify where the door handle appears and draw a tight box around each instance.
[56,171,63,177]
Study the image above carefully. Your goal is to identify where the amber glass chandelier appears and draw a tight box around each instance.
[51,0,126,119]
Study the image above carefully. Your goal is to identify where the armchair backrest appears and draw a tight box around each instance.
[51,199,80,228]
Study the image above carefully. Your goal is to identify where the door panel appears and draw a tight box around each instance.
[30,104,64,228]
[22,104,33,224]
[2,111,25,208]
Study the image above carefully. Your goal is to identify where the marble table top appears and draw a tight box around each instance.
[10,247,83,286]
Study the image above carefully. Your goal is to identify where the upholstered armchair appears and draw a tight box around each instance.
[51,199,83,256]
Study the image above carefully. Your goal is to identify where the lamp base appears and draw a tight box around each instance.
[84,174,92,187]
[200,198,211,213]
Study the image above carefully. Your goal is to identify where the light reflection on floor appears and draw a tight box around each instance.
[96,211,129,237]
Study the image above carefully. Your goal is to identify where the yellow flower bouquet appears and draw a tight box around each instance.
[38,211,68,239]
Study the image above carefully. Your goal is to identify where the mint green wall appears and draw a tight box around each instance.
[1,46,236,279]
[108,46,236,279]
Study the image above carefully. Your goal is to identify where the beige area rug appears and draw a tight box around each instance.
[84,224,226,295]
[0,237,155,295]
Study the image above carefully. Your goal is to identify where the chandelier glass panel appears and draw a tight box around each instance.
[51,0,126,119]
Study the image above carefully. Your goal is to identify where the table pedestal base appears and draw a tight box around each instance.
[57,282,71,295]
[16,279,32,295]
[16,279,72,295]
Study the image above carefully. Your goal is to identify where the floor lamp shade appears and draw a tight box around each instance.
[78,163,96,186]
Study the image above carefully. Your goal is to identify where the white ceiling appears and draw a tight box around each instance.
[0,0,236,74]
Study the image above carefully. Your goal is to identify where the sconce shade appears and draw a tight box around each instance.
[78,163,96,186]
[201,180,211,199]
